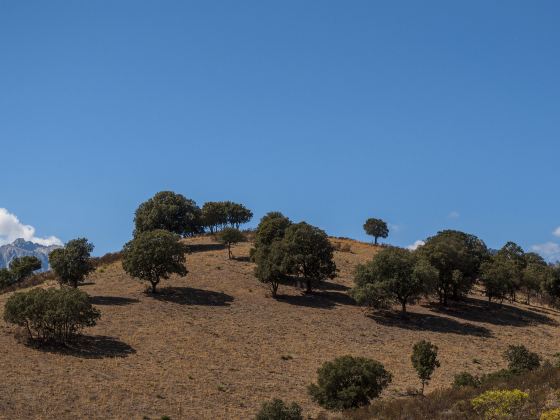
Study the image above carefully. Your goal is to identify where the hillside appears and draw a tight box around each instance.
[1,236,559,419]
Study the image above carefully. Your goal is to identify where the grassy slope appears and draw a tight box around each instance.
[0,236,559,419]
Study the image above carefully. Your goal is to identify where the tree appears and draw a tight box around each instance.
[542,265,560,305]
[521,252,551,305]
[9,256,42,283]
[49,238,95,288]
[282,222,337,293]
[224,201,253,228]
[0,268,13,288]
[254,240,286,297]
[363,218,389,245]
[217,227,245,259]
[134,191,202,237]
[4,287,100,344]
[255,399,303,420]
[503,345,540,373]
[411,340,440,394]
[201,202,227,233]
[352,247,430,313]
[308,355,392,410]
[418,230,488,305]
[480,256,518,303]
[122,229,188,293]
[254,212,292,249]
[495,241,526,301]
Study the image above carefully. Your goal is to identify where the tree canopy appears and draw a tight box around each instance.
[363,218,389,245]
[134,191,202,237]
[282,222,337,293]
[9,256,42,283]
[122,229,188,293]
[49,238,95,288]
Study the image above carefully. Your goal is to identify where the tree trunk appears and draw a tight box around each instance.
[305,279,312,294]
[374,236,378,245]
[401,301,407,313]
[150,280,158,293]
[227,244,232,259]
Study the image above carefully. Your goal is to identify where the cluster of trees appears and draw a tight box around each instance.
[133,191,253,237]
[0,256,42,288]
[480,242,558,305]
[352,229,560,313]
[252,212,337,296]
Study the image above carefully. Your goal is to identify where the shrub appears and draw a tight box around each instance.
[3,287,100,344]
[254,399,303,420]
[308,355,392,410]
[503,345,540,373]
[541,408,560,420]
[471,389,528,419]
[411,340,440,394]
[453,372,481,388]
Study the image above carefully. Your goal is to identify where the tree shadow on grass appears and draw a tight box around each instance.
[152,287,234,306]
[33,335,136,359]
[368,311,493,337]
[186,243,226,253]
[90,296,139,306]
[319,280,350,292]
[424,297,558,327]
[277,291,355,310]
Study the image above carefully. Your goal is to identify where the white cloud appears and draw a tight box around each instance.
[531,242,560,263]
[553,227,560,238]
[389,223,402,233]
[407,240,425,251]
[0,208,62,247]
[448,211,460,219]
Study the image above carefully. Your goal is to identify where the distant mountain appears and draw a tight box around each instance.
[0,239,61,272]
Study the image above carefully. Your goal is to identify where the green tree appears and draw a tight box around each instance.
[254,240,286,297]
[201,201,227,233]
[217,227,245,259]
[49,238,95,288]
[363,218,389,245]
[411,340,440,394]
[4,287,100,344]
[480,256,518,303]
[0,268,13,288]
[9,256,42,283]
[254,212,292,249]
[352,247,430,313]
[224,201,253,228]
[521,252,551,305]
[308,355,392,410]
[495,241,526,301]
[134,191,202,237]
[282,222,337,293]
[255,399,303,420]
[503,345,540,373]
[542,265,560,305]
[122,229,188,293]
[418,230,488,305]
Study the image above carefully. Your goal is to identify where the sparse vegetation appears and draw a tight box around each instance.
[255,399,303,420]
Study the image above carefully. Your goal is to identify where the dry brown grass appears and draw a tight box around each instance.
[0,236,559,419]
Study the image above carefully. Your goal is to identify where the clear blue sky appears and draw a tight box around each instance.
[1,1,559,260]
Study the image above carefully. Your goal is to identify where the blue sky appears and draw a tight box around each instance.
[1,1,559,260]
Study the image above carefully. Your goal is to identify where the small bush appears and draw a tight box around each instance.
[255,399,303,420]
[308,355,392,410]
[3,287,100,344]
[453,372,481,388]
[541,408,560,420]
[503,345,540,373]
[471,389,528,419]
